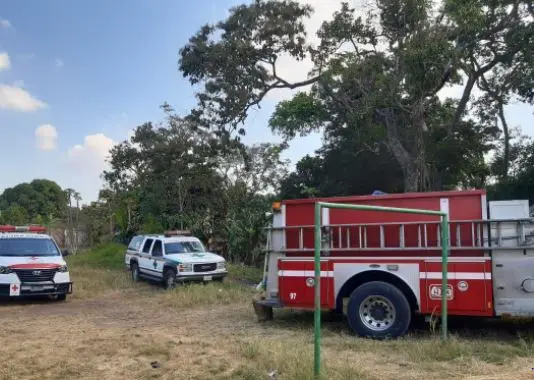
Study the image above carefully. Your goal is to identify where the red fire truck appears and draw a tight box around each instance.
[252,189,534,339]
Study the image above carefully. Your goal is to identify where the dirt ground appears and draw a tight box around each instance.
[1,288,533,380]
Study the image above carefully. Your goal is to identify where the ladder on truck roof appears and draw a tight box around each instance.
[267,218,534,253]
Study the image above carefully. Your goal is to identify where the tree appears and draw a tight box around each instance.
[216,142,289,264]
[179,0,533,191]
[103,104,224,237]
[0,179,67,223]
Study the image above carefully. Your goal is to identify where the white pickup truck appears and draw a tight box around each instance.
[0,225,72,300]
[124,230,227,288]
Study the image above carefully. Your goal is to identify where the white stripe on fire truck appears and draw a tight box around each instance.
[420,272,491,280]
[278,270,491,280]
[278,270,334,278]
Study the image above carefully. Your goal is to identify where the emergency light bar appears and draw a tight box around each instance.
[0,225,47,233]
[163,230,192,237]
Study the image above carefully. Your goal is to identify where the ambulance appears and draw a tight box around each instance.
[0,225,72,300]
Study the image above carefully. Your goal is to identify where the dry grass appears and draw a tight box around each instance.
[0,244,533,379]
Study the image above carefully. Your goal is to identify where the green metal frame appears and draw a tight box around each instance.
[313,202,450,378]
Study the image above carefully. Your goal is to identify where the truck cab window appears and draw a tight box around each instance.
[142,239,153,254]
[151,240,163,257]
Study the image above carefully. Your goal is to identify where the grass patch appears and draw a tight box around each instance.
[66,243,136,299]
[67,243,126,270]
[227,264,263,284]
[158,280,255,309]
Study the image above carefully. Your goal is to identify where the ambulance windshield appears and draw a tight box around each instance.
[0,238,60,257]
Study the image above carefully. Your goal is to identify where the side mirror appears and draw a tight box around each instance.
[62,249,70,257]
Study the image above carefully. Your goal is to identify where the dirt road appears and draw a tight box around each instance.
[0,290,533,380]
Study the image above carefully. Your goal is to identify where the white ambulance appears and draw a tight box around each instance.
[0,225,72,300]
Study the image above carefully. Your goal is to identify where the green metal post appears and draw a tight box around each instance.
[440,213,449,341]
[312,201,450,377]
[314,202,322,378]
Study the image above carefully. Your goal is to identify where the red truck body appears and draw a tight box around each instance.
[254,189,534,338]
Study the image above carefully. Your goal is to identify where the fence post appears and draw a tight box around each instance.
[314,202,322,378]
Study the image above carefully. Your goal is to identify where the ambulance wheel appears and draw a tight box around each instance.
[346,281,411,339]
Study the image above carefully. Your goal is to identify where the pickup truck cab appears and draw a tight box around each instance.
[124,230,227,288]
[0,225,72,300]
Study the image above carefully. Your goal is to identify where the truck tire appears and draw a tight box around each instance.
[130,262,140,282]
[163,268,177,289]
[346,281,411,339]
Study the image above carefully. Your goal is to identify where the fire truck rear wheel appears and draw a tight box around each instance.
[347,281,411,339]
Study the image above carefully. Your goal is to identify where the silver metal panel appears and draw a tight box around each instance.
[489,200,530,220]
[492,249,534,316]
[270,205,285,252]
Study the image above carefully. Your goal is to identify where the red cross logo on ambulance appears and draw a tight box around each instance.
[9,283,20,296]
[429,284,453,301]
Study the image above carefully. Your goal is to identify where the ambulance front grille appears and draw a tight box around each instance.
[13,269,57,283]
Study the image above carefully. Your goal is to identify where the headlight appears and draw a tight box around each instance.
[0,266,12,274]
[178,263,193,272]
[216,262,225,270]
[57,265,68,273]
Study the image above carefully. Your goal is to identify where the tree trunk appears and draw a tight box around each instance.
[497,104,510,178]
[378,108,426,192]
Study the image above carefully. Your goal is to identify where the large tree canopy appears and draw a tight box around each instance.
[179,0,533,192]
[0,179,67,223]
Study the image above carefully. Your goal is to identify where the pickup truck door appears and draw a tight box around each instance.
[150,239,165,276]
[139,238,155,277]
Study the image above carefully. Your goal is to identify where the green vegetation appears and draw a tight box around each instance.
[67,243,127,270]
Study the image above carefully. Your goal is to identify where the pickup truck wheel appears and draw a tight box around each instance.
[130,262,140,282]
[346,281,411,340]
[163,268,177,289]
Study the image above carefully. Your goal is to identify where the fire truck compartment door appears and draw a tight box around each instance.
[424,261,490,314]
[278,260,331,308]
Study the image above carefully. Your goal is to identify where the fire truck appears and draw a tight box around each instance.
[252,189,534,339]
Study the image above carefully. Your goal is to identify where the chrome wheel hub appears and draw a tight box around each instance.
[359,295,396,331]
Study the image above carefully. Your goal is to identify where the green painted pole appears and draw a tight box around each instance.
[314,202,322,378]
[311,201,450,377]
[440,213,449,341]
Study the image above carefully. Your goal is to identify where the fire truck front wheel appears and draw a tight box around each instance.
[347,281,411,339]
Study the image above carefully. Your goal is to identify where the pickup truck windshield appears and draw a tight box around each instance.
[165,241,204,254]
[0,238,60,257]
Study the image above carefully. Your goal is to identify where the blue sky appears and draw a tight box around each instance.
[0,0,322,203]
[0,0,532,204]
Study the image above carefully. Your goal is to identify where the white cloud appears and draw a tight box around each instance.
[0,19,12,29]
[55,58,64,68]
[58,133,116,204]
[0,52,10,71]
[13,80,24,87]
[35,124,58,151]
[0,84,47,112]
[67,133,115,172]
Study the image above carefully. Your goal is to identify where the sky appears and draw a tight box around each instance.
[0,0,532,204]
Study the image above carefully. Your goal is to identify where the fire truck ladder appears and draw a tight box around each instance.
[274,218,534,253]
